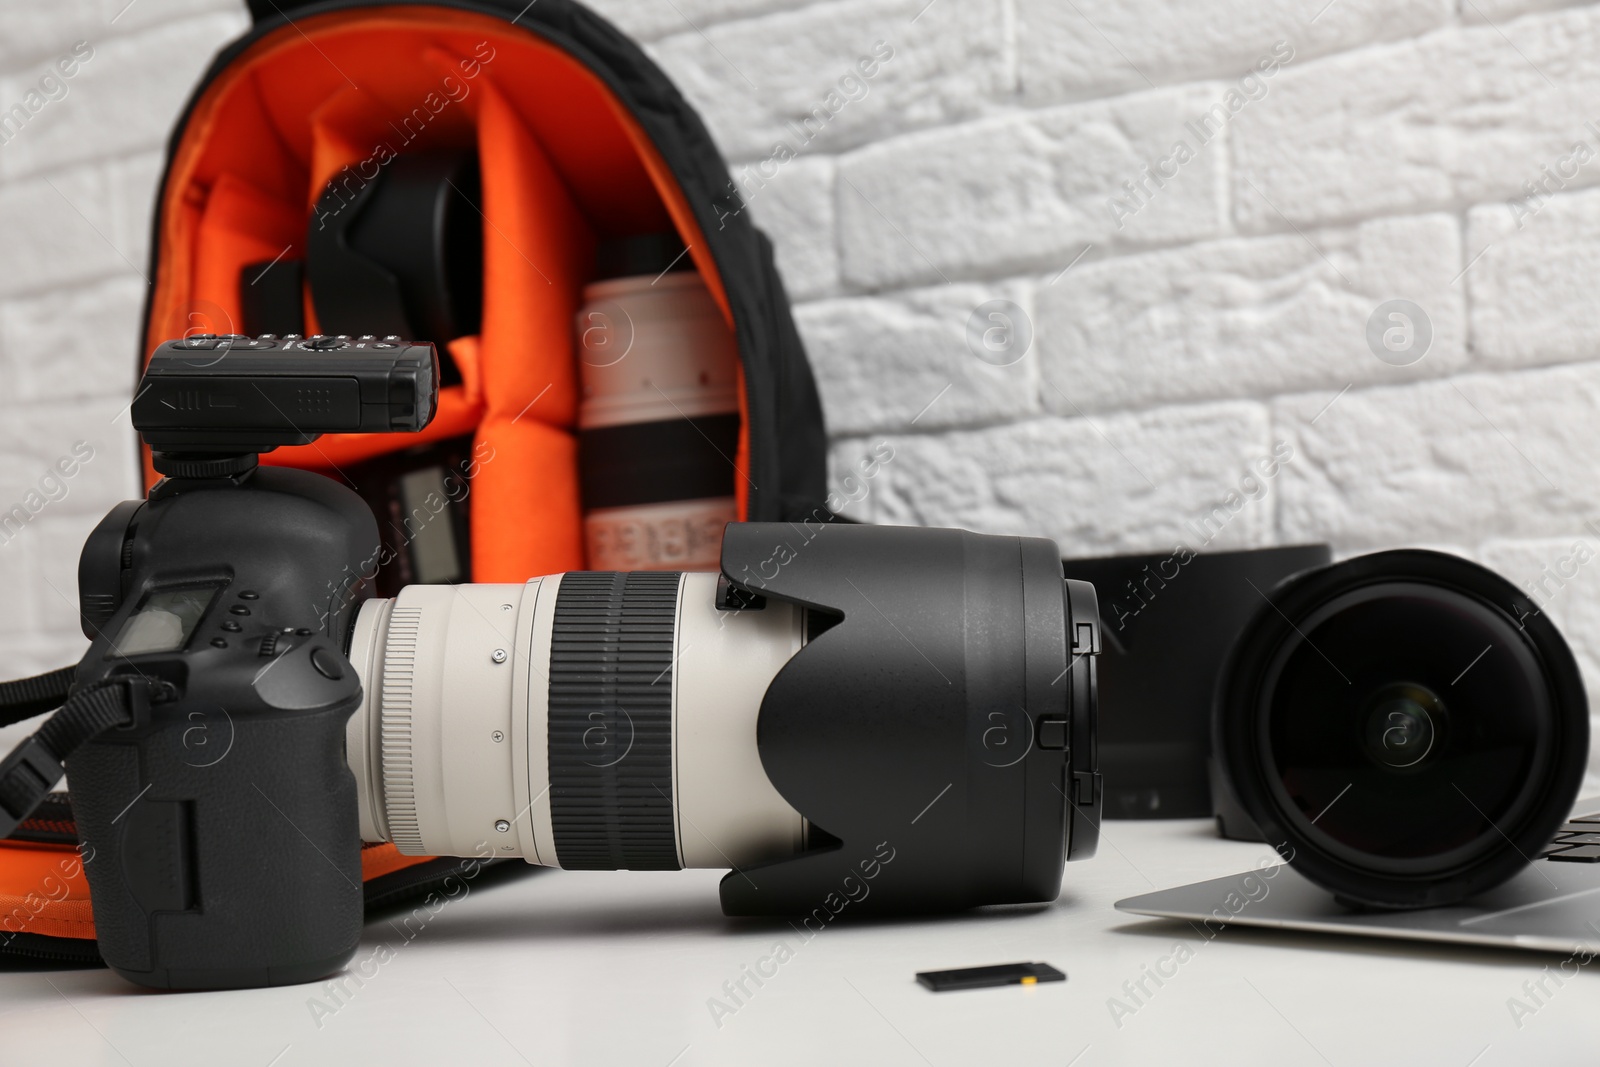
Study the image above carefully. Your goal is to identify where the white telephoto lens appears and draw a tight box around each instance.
[346,571,806,869]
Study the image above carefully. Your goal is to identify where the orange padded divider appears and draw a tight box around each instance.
[191,172,304,337]
[464,63,594,577]
[142,7,745,582]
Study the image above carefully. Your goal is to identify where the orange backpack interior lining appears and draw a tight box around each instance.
[0,7,753,949]
[140,6,752,584]
[0,840,94,942]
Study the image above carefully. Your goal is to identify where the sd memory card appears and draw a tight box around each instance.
[915,962,1067,992]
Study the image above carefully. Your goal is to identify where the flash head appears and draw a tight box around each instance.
[132,335,438,473]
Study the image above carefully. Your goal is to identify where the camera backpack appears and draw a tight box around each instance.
[0,0,827,965]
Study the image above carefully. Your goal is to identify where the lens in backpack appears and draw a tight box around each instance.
[576,234,739,572]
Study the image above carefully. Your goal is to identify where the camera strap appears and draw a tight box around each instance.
[0,669,140,839]
[0,666,76,726]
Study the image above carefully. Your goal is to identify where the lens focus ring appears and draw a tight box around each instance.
[547,572,681,870]
[379,606,424,853]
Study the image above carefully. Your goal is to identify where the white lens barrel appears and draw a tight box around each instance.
[346,572,805,869]
[673,572,807,866]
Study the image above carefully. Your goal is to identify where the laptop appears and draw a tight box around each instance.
[1115,798,1600,953]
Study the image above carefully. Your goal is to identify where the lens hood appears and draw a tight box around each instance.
[717,522,1101,915]
[1216,549,1588,909]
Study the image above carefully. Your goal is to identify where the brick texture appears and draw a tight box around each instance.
[649,0,1011,161]
[1037,214,1468,413]
[838,84,1230,290]
[830,400,1274,555]
[1467,185,1600,369]
[797,281,1038,434]
[1231,7,1600,230]
[1014,0,1450,105]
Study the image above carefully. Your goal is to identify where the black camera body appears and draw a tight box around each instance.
[66,336,435,988]
[71,468,373,988]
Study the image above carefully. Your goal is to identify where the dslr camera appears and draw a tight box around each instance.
[2,336,1101,990]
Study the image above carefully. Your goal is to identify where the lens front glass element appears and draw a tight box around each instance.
[1261,583,1551,871]
[1363,683,1439,769]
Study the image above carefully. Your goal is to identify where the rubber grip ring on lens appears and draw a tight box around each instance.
[379,606,424,853]
[547,572,681,870]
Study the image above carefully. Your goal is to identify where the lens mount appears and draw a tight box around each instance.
[1217,549,1588,908]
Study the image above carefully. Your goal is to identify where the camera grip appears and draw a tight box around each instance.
[67,697,363,989]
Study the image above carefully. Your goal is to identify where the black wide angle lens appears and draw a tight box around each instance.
[1216,549,1589,909]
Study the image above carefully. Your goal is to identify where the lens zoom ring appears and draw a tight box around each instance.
[380,606,424,853]
[548,571,681,870]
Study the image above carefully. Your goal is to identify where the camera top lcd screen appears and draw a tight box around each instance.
[111,587,218,657]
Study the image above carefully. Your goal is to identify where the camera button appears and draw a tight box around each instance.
[1037,718,1068,750]
[310,647,345,681]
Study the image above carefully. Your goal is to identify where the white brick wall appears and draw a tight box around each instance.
[4,0,1600,779]
[0,0,251,759]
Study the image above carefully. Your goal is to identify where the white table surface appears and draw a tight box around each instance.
[2,817,1595,1067]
